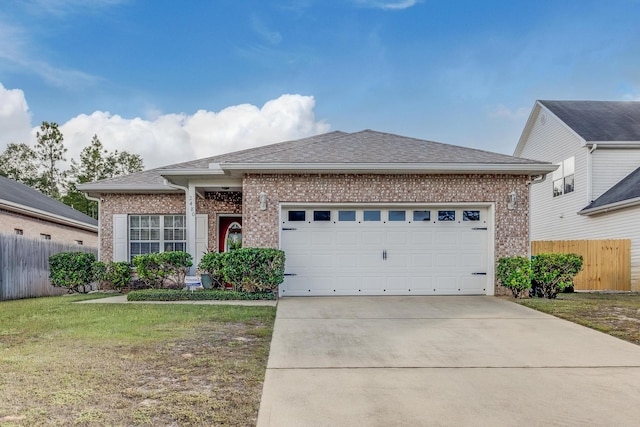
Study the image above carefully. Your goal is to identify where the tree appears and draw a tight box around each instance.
[35,121,67,199]
[0,143,41,187]
[62,134,144,218]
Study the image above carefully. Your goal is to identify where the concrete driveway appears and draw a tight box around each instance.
[257,296,640,427]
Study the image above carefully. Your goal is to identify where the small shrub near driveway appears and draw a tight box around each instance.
[496,256,531,298]
[132,251,193,288]
[49,252,96,293]
[531,253,583,299]
[221,248,285,292]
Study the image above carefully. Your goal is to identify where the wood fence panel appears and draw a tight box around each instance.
[0,233,98,301]
[532,239,631,291]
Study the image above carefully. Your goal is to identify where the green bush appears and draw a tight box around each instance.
[222,248,285,292]
[132,251,193,288]
[92,261,132,290]
[198,251,227,289]
[531,253,583,299]
[127,289,276,301]
[49,252,96,293]
[496,256,532,298]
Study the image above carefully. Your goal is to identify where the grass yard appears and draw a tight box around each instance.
[516,292,640,346]
[0,294,276,426]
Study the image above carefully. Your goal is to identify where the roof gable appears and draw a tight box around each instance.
[0,176,98,226]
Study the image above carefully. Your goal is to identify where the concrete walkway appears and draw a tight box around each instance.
[257,296,640,427]
[76,294,277,306]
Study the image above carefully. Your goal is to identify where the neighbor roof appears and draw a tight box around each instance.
[540,100,640,142]
[0,176,98,230]
[579,166,640,215]
[79,129,553,193]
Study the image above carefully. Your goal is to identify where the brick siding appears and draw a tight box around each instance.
[0,209,98,247]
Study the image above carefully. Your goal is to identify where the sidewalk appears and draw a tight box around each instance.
[77,294,277,306]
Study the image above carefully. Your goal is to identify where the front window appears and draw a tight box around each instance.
[552,157,575,197]
[129,215,186,261]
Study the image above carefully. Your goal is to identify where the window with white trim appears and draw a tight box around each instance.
[552,157,575,197]
[129,215,186,261]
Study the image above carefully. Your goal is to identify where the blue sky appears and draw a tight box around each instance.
[1,0,639,169]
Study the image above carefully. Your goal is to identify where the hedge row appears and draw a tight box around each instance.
[127,289,276,301]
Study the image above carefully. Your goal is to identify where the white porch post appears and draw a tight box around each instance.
[186,183,197,275]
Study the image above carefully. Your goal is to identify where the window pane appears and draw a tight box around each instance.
[130,229,140,240]
[140,229,150,240]
[563,157,575,176]
[288,211,306,221]
[175,242,186,251]
[553,179,563,197]
[363,210,381,221]
[463,210,480,221]
[164,229,174,240]
[174,216,185,227]
[150,216,160,227]
[140,216,149,227]
[413,210,431,221]
[151,229,161,240]
[564,175,575,194]
[314,211,331,221]
[438,210,455,221]
[552,162,563,181]
[164,242,174,252]
[388,210,406,221]
[338,210,356,221]
[150,243,160,253]
[174,229,185,240]
[130,216,139,227]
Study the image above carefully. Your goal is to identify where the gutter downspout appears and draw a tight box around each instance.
[84,193,101,260]
[164,179,197,275]
[526,174,548,259]
[587,144,598,205]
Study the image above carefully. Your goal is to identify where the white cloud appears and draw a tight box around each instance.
[0,83,33,145]
[353,0,419,10]
[487,104,528,120]
[57,94,330,169]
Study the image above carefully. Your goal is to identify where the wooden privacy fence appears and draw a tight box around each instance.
[0,233,98,301]
[532,239,631,291]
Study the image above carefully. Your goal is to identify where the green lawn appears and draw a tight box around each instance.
[516,292,640,345]
[0,294,276,426]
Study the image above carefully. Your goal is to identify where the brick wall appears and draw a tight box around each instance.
[99,192,242,261]
[0,209,98,247]
[241,173,531,295]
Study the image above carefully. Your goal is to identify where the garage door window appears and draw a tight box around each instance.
[388,210,406,221]
[314,211,331,221]
[363,210,381,221]
[288,211,306,221]
[463,210,480,221]
[438,210,455,221]
[338,210,356,221]
[413,210,431,221]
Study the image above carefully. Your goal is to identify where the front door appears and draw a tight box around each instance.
[218,216,242,252]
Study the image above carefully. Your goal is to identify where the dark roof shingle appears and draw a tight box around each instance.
[581,166,640,212]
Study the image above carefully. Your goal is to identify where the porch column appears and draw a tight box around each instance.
[186,183,197,275]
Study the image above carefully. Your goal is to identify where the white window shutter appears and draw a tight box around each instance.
[195,214,208,267]
[113,214,128,262]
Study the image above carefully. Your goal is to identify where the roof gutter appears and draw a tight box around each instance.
[578,196,640,216]
[0,199,98,232]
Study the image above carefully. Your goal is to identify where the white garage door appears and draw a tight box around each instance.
[280,206,491,296]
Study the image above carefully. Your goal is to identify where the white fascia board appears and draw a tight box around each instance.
[77,183,176,192]
[513,100,543,157]
[585,141,640,148]
[160,168,226,177]
[0,199,98,232]
[220,162,557,175]
[578,196,640,216]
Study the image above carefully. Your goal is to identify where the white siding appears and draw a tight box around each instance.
[591,149,640,199]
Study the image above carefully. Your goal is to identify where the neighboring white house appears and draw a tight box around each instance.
[514,100,640,291]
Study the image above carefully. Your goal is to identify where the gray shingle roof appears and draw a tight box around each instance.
[580,166,640,213]
[0,176,98,226]
[540,100,640,141]
[81,129,549,189]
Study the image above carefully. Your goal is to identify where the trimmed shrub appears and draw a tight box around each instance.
[496,256,532,298]
[132,251,193,288]
[198,251,227,289]
[127,289,276,301]
[531,253,583,299]
[49,252,96,293]
[106,261,132,289]
[223,248,285,292]
[92,261,109,289]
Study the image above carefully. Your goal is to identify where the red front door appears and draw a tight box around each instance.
[218,216,242,253]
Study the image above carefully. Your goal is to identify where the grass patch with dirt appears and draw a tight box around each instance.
[517,293,640,345]
[0,294,275,426]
